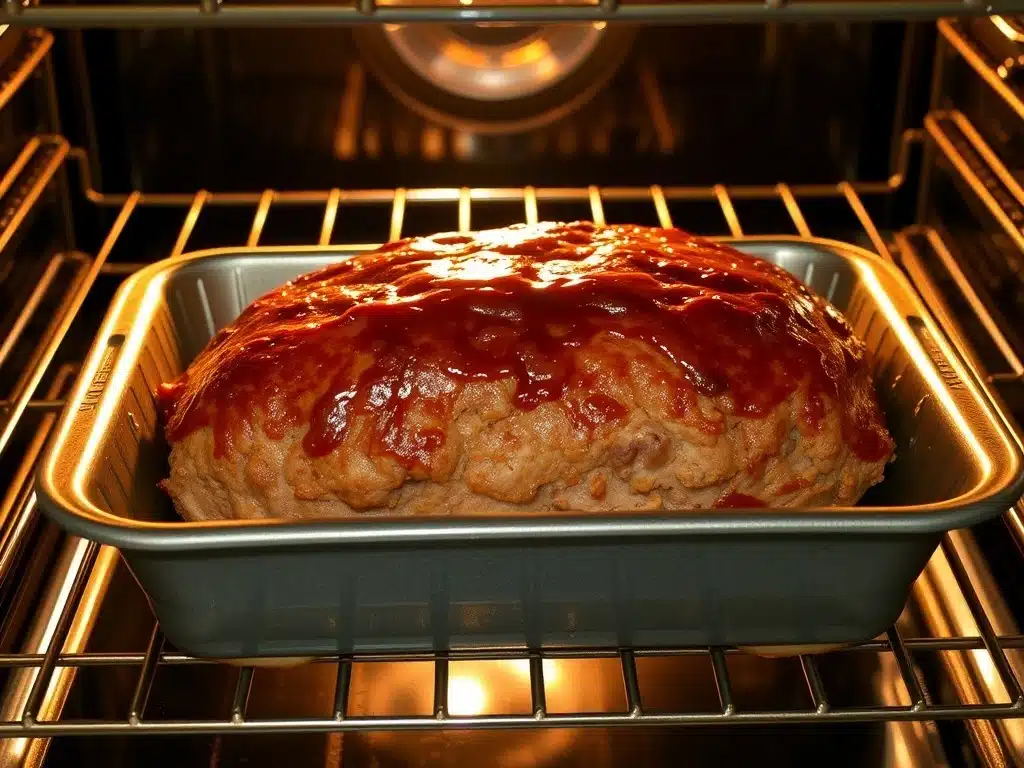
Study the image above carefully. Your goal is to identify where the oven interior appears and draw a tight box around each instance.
[0,7,1022,768]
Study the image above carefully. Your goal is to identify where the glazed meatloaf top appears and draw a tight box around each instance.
[158,222,894,521]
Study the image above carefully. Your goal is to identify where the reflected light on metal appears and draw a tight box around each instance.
[506,657,561,686]
[442,39,489,67]
[911,537,1023,761]
[858,264,993,484]
[501,38,551,67]
[989,15,1024,43]
[383,24,606,101]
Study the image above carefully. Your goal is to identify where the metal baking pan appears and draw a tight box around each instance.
[37,237,1024,658]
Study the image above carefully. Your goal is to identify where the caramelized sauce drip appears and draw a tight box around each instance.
[778,477,812,495]
[159,222,892,468]
[713,492,767,508]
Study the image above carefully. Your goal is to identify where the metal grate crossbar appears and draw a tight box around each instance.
[0,0,1016,28]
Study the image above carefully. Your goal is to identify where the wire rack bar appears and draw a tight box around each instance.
[320,188,341,246]
[926,112,1024,254]
[247,190,273,247]
[799,655,830,714]
[7,704,1024,737]
[98,262,146,275]
[4,262,88,411]
[1009,499,1024,560]
[0,30,50,113]
[0,371,69,539]
[19,541,99,725]
[127,628,164,723]
[0,457,41,567]
[0,368,75,603]
[949,111,1024,210]
[0,136,49,201]
[838,181,893,260]
[433,655,449,719]
[895,227,1024,384]
[922,111,1024,382]
[73,179,926,208]
[0,140,70,260]
[0,1,1011,27]
[230,667,254,723]
[940,539,1024,706]
[939,19,1024,122]
[887,627,928,710]
[0,399,67,412]
[620,650,643,716]
[0,474,35,574]
[776,182,813,237]
[83,179,935,208]
[0,253,65,374]
[70,133,921,209]
[458,186,471,233]
[713,185,743,237]
[0,635,1021,670]
[709,648,735,716]
[170,191,208,259]
[333,660,352,720]
[87,181,922,207]
[0,542,113,768]
[913,531,1024,756]
[389,188,406,242]
[529,656,546,718]
[588,185,605,225]
[650,184,673,228]
[0,184,133,463]
[523,186,539,225]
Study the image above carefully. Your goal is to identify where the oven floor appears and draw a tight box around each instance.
[37,555,945,768]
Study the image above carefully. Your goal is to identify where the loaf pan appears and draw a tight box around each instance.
[37,237,1024,657]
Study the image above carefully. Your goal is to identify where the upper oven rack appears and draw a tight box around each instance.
[0,0,1018,27]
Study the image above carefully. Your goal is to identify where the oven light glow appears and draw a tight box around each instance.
[507,658,561,686]
[448,675,488,716]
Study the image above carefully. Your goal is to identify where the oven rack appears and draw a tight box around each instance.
[0,26,1019,745]
[0,0,1016,28]
[0,121,1022,741]
[940,17,1024,124]
[930,15,1024,560]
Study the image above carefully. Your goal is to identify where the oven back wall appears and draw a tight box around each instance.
[59,23,912,195]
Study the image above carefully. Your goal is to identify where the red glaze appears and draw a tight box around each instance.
[778,477,811,495]
[159,222,893,469]
[713,492,767,508]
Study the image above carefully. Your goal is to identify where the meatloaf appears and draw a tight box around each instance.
[158,222,894,521]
